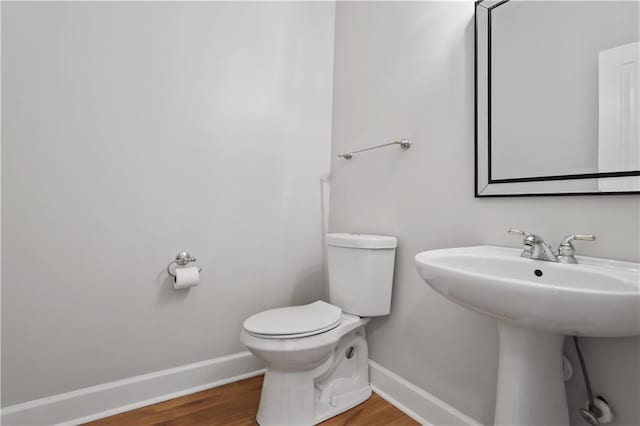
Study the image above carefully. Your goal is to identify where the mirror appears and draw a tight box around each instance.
[475,0,640,196]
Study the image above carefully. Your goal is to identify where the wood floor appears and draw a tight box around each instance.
[85,375,418,426]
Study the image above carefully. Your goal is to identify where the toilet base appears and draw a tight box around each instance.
[255,324,371,426]
[314,385,372,424]
[257,381,371,426]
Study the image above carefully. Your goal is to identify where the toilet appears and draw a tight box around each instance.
[240,233,397,425]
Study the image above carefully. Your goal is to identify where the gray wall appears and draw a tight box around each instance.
[330,2,640,425]
[1,1,334,406]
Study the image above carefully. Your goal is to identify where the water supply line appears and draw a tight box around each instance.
[573,336,613,425]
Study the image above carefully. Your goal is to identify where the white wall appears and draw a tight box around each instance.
[330,2,640,425]
[1,1,334,406]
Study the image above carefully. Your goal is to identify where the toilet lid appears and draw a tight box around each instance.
[243,301,342,338]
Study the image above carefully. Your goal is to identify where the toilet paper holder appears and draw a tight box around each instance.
[166,251,202,278]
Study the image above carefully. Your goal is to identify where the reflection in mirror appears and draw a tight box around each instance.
[475,0,640,196]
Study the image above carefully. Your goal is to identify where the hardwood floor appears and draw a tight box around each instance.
[85,375,418,426]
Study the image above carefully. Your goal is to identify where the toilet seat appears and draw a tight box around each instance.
[243,301,342,339]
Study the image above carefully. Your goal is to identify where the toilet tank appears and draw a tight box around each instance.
[326,233,397,316]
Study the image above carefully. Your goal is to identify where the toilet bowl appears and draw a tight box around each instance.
[241,303,371,425]
[240,233,397,425]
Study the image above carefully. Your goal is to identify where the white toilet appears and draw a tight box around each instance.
[240,233,397,425]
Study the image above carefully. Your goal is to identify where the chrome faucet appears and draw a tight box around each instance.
[508,228,558,262]
[508,229,596,264]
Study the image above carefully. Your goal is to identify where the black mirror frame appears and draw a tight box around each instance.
[474,0,640,197]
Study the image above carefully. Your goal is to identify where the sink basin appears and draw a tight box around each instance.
[415,246,640,426]
[415,245,640,337]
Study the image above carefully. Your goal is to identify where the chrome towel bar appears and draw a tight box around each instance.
[337,138,412,160]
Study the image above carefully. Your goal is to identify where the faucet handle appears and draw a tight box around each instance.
[557,234,596,264]
[509,228,540,244]
[509,228,537,254]
[560,234,596,245]
[508,228,530,237]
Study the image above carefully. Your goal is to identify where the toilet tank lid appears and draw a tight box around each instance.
[327,233,397,249]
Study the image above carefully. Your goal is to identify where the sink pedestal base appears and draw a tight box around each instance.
[495,323,569,426]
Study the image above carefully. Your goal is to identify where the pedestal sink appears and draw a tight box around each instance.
[414,246,640,426]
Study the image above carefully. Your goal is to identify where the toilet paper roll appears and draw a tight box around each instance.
[174,266,199,290]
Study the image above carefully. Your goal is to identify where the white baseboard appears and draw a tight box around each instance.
[369,360,482,426]
[1,351,264,426]
[2,354,478,426]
